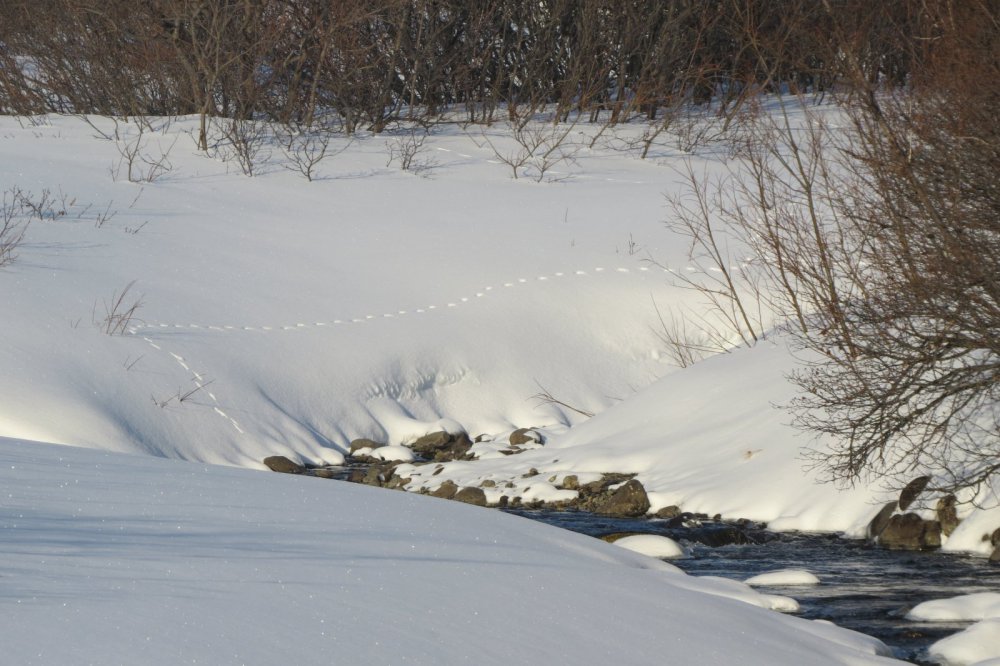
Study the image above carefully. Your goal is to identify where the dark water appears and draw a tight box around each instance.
[504,509,1000,664]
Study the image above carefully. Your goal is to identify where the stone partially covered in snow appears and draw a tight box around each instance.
[592,479,651,517]
[745,569,821,587]
[927,618,1000,666]
[611,534,689,559]
[906,593,1000,622]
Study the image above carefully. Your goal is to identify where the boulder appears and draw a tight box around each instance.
[349,438,383,455]
[866,501,898,540]
[312,468,336,479]
[510,428,544,446]
[878,513,941,550]
[592,479,651,517]
[263,456,305,474]
[936,495,959,537]
[898,476,931,512]
[430,480,458,499]
[453,487,487,506]
[410,431,472,462]
[558,475,578,490]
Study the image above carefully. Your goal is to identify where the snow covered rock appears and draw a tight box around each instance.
[509,428,544,445]
[906,593,1000,622]
[745,570,821,587]
[611,534,689,559]
[927,618,1000,666]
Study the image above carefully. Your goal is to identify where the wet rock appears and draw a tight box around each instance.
[362,466,386,487]
[510,428,544,446]
[878,513,941,550]
[312,468,336,479]
[655,506,682,519]
[691,524,757,547]
[898,476,931,512]
[263,456,305,474]
[591,479,650,517]
[866,501,898,540]
[497,495,509,508]
[936,495,959,537]
[347,469,367,483]
[454,487,487,506]
[430,480,458,499]
[991,546,1000,563]
[349,438,383,455]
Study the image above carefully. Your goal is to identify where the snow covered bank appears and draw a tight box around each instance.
[1,437,897,665]
[1,112,997,550]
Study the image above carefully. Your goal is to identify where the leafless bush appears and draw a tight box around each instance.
[385,129,437,176]
[480,121,581,182]
[213,118,271,176]
[112,121,177,183]
[649,297,724,368]
[93,281,143,335]
[0,190,30,267]
[278,123,350,182]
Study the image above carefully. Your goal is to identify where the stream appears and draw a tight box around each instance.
[504,508,1000,664]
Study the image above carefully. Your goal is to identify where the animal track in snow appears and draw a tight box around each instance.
[133,264,665,334]
[133,332,245,434]
[127,263,665,435]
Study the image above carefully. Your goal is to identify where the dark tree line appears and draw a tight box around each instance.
[0,0,936,131]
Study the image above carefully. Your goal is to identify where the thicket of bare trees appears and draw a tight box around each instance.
[663,1,1000,502]
[0,0,926,131]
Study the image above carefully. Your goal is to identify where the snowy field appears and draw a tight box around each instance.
[1,436,896,665]
[1,111,998,664]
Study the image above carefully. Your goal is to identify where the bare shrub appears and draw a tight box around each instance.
[480,121,580,182]
[112,121,177,183]
[385,129,437,176]
[649,298,721,369]
[93,281,143,335]
[278,123,350,182]
[213,118,271,176]
[0,190,30,267]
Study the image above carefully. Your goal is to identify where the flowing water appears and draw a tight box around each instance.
[504,508,1000,664]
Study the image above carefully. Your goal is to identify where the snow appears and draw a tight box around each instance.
[906,594,1000,666]
[927,619,1000,666]
[0,437,898,665]
[907,593,1000,622]
[0,109,995,661]
[612,534,689,559]
[745,570,822,587]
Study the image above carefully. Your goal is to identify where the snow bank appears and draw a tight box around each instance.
[1,437,898,665]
